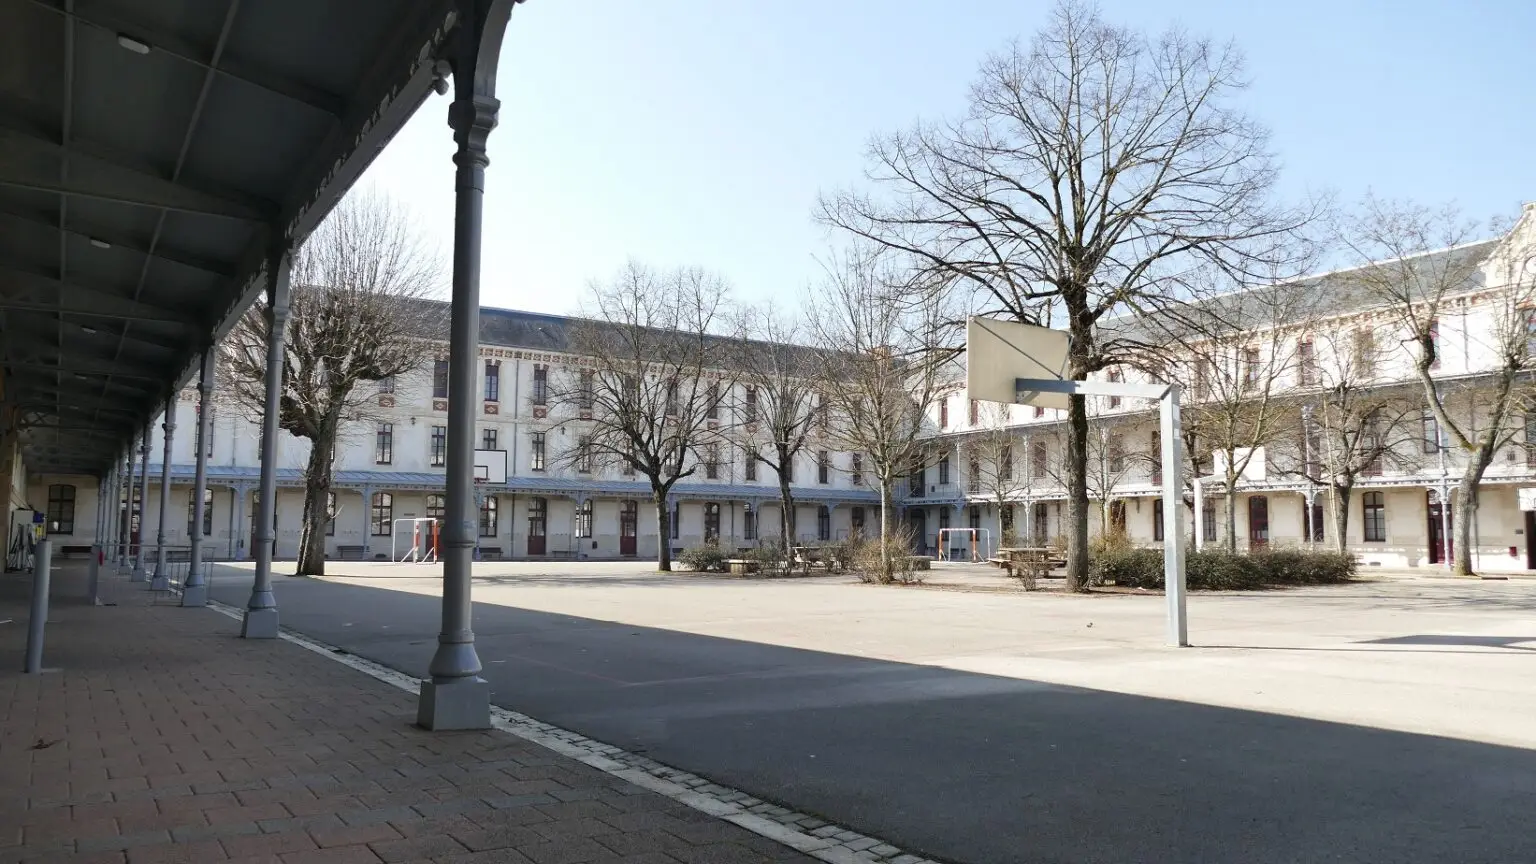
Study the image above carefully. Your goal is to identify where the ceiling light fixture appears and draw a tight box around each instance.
[89,237,111,250]
[80,325,98,335]
[116,34,150,55]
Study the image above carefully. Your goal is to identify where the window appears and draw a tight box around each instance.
[185,488,214,537]
[817,505,831,542]
[938,454,951,486]
[743,508,757,541]
[370,492,393,536]
[1362,492,1386,542]
[623,444,636,476]
[1150,431,1162,486]
[528,497,547,540]
[705,444,720,479]
[1426,319,1441,370]
[1423,408,1440,455]
[851,453,863,486]
[530,432,546,471]
[484,360,500,402]
[577,435,594,474]
[579,370,594,411]
[851,506,866,537]
[1195,359,1210,401]
[1108,435,1125,474]
[665,380,678,416]
[1107,370,1122,409]
[430,426,447,467]
[817,451,830,484]
[1353,329,1376,376]
[1000,445,1013,482]
[480,496,499,538]
[707,383,720,420]
[1242,347,1260,388]
[704,503,721,542]
[967,457,980,493]
[426,494,446,521]
[1360,412,1384,477]
[375,423,393,464]
[817,394,829,433]
[670,502,680,540]
[1153,498,1164,542]
[746,452,758,482]
[908,459,924,494]
[46,485,75,534]
[1030,440,1048,478]
[532,364,548,406]
[575,499,593,538]
[1527,309,1536,357]
[969,398,979,425]
[1202,500,1217,542]
[1304,414,1322,479]
[325,492,336,536]
[482,427,498,452]
[433,359,449,399]
[1298,339,1316,386]
[940,397,949,428]
[378,375,396,394]
[744,386,758,423]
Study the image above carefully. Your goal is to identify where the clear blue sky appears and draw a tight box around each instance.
[363,0,1536,313]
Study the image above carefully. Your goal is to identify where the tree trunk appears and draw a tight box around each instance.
[778,472,796,557]
[1331,482,1353,554]
[1453,474,1478,576]
[1064,393,1090,591]
[879,480,894,580]
[295,431,336,576]
[653,488,672,572]
[1223,485,1238,553]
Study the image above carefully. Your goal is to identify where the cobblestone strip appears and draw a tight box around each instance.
[207,599,940,864]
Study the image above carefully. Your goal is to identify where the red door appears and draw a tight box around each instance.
[526,497,547,556]
[1247,496,1269,548]
[619,502,637,556]
[1428,492,1454,564]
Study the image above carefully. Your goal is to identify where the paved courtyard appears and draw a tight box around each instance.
[194,559,1536,864]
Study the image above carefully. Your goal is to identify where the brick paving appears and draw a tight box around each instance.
[0,563,815,864]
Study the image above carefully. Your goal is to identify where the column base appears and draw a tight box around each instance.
[416,677,491,730]
[241,607,279,639]
[149,575,169,591]
[130,567,147,583]
[181,584,208,607]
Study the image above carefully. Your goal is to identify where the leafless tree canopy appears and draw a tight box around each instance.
[552,261,739,571]
[820,0,1315,589]
[222,189,443,575]
[734,305,820,551]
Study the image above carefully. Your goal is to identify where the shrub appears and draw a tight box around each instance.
[850,528,924,585]
[678,544,728,573]
[746,543,787,575]
[1090,545,1357,590]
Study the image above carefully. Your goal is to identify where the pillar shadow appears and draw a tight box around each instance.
[202,569,1536,864]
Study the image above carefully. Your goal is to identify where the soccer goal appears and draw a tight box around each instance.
[392,517,439,564]
[937,528,991,563]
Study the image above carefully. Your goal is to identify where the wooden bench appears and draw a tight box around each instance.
[726,558,758,575]
[335,545,367,561]
[59,545,94,558]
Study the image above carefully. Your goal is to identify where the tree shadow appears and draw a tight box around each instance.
[200,568,1536,864]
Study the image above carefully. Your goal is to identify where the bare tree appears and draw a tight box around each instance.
[552,262,737,572]
[734,306,818,556]
[961,402,1032,543]
[223,190,442,576]
[808,250,948,580]
[821,1,1314,589]
[1045,418,1141,537]
[1338,197,1531,575]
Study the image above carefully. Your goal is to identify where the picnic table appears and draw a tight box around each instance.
[990,546,1062,579]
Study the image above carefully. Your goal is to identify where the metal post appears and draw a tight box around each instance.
[1192,478,1204,551]
[150,392,178,591]
[1160,386,1187,647]
[243,246,291,639]
[184,349,216,607]
[232,483,246,560]
[360,485,374,556]
[24,538,52,673]
[132,422,151,582]
[419,3,515,729]
[117,448,130,568]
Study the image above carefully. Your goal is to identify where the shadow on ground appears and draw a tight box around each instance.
[200,566,1536,864]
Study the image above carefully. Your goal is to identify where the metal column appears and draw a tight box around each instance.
[131,422,151,582]
[1159,386,1187,647]
[243,245,291,639]
[24,538,52,673]
[150,392,178,591]
[418,0,516,731]
[184,350,216,607]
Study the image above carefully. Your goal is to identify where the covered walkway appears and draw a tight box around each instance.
[0,562,812,863]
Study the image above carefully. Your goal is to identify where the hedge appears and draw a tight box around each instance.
[1091,546,1356,590]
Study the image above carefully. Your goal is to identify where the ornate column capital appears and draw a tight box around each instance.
[448,96,500,166]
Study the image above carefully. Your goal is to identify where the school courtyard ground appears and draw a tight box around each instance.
[4,559,1535,864]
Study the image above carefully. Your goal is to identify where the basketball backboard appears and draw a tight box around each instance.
[473,449,507,484]
[965,317,1072,410]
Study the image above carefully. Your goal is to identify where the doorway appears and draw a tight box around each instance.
[619,501,637,556]
[526,497,547,556]
[1427,491,1454,565]
[1247,495,1269,548]
[908,510,926,555]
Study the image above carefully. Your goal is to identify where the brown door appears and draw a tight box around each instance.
[619,502,637,556]
[1247,495,1269,548]
[527,497,547,556]
[1526,511,1535,570]
[1428,492,1454,565]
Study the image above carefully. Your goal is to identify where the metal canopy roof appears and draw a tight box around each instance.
[0,0,461,477]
